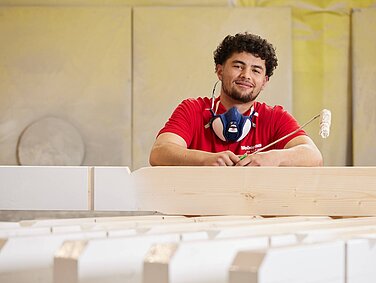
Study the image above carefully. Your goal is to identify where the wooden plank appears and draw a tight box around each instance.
[81,216,328,238]
[141,216,331,237]
[4,215,260,239]
[65,216,320,238]
[127,166,376,216]
[19,215,189,228]
[18,216,197,237]
[229,241,345,283]
[0,166,89,210]
[110,216,370,242]
[213,217,376,240]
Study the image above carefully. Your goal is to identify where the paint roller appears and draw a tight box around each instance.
[248,109,331,156]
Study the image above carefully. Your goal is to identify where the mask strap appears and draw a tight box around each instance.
[213,99,221,115]
[211,80,221,111]
[249,106,257,119]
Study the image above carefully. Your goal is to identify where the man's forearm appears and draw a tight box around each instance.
[277,144,323,166]
[150,142,210,166]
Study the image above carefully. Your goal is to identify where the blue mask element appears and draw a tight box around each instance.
[210,107,255,142]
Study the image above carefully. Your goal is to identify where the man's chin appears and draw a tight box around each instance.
[231,94,253,103]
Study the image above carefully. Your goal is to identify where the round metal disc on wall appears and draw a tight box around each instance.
[17,117,85,166]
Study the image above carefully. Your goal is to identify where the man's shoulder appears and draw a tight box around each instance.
[255,102,286,114]
[180,97,211,110]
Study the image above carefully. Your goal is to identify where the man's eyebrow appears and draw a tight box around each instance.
[231,60,264,70]
[232,60,246,65]
[252,64,264,70]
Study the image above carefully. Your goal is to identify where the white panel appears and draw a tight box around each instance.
[93,166,137,211]
[0,166,89,210]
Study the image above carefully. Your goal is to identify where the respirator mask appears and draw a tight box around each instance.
[208,81,257,142]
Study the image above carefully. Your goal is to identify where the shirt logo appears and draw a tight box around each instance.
[241,144,262,151]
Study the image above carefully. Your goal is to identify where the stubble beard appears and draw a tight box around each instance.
[222,84,260,104]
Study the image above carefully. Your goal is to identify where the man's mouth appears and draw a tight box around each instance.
[234,80,254,88]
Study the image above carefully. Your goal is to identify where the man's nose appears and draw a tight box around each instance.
[240,68,252,79]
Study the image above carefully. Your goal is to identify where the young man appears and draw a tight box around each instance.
[149,32,323,166]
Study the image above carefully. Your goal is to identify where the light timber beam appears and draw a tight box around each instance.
[127,166,376,216]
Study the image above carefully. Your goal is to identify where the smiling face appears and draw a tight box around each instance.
[216,52,269,104]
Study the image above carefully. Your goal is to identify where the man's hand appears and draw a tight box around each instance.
[236,151,281,166]
[236,135,323,167]
[205,151,240,166]
[150,133,241,166]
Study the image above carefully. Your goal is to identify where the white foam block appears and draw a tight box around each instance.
[229,241,345,283]
[346,235,376,283]
[0,231,106,283]
[93,166,136,210]
[144,237,269,283]
[0,166,89,210]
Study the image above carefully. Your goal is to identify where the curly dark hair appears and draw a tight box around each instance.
[213,32,278,78]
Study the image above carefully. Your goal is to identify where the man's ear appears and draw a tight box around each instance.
[216,64,223,81]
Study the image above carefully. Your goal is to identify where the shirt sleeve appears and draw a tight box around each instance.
[272,106,306,149]
[157,99,198,146]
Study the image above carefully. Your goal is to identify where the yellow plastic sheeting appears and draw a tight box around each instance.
[0,0,229,5]
[0,7,132,166]
[292,8,350,166]
[133,7,292,169]
[352,8,376,165]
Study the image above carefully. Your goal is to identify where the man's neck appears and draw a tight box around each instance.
[219,94,254,114]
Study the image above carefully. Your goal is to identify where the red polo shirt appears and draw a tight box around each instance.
[158,97,306,155]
